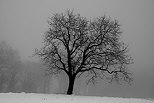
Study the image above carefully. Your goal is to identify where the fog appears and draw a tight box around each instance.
[0,0,154,98]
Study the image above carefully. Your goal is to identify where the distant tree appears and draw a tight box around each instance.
[20,61,41,93]
[35,10,133,95]
[0,41,21,92]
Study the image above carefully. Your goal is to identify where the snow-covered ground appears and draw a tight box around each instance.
[0,93,153,103]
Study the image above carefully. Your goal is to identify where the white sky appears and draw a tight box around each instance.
[0,0,154,98]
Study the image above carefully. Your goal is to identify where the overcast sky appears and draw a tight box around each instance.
[0,0,154,98]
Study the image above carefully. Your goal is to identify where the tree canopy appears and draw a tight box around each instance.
[36,10,133,95]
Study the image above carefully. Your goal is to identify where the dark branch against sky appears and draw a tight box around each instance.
[0,0,154,98]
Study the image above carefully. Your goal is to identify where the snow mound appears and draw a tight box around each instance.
[0,93,153,103]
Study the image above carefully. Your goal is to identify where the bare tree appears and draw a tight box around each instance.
[35,10,133,95]
[0,41,21,92]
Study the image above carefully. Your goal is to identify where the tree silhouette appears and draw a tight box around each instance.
[35,10,133,95]
[0,41,21,92]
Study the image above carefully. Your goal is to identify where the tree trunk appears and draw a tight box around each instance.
[67,75,75,95]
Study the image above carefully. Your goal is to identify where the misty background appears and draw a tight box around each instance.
[0,0,154,98]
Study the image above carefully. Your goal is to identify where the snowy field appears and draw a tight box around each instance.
[0,93,153,103]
